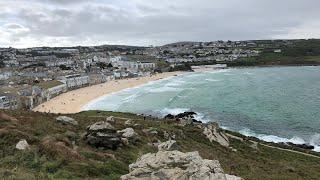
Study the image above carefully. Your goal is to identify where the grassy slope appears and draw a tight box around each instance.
[0,110,319,180]
[228,39,320,67]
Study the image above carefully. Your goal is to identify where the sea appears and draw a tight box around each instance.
[83,66,320,151]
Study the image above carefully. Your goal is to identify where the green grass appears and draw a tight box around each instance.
[1,110,320,179]
[37,81,63,90]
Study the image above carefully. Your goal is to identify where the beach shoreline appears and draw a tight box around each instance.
[32,71,186,114]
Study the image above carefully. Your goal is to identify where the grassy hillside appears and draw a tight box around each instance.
[0,110,320,179]
[228,39,320,67]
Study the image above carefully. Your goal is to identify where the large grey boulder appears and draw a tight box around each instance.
[203,122,229,147]
[158,140,179,151]
[56,116,78,126]
[121,150,242,180]
[118,128,139,144]
[85,121,121,150]
[87,121,114,132]
[16,139,30,150]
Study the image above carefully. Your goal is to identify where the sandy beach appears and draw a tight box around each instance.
[33,71,185,114]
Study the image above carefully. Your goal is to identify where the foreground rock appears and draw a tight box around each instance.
[121,150,242,180]
[85,121,121,150]
[203,122,229,147]
[158,140,179,151]
[56,116,78,126]
[15,139,30,150]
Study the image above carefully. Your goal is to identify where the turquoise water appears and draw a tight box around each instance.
[84,66,320,151]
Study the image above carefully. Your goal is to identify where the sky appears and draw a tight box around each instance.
[0,0,319,48]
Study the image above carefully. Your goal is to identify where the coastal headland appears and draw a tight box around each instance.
[33,71,185,114]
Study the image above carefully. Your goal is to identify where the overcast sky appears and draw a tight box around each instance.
[0,0,319,48]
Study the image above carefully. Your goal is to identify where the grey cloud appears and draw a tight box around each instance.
[0,0,320,47]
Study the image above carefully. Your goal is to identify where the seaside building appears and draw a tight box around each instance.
[0,94,19,109]
[60,74,90,89]
[45,84,68,101]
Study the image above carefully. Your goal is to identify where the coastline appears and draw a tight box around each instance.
[32,71,186,114]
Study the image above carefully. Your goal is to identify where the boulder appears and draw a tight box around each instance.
[164,114,175,119]
[203,122,229,147]
[125,119,133,126]
[118,128,136,138]
[85,121,121,150]
[106,116,115,124]
[142,128,158,136]
[15,139,30,150]
[121,138,129,146]
[158,140,179,151]
[118,128,139,144]
[56,116,78,126]
[121,150,242,180]
[147,140,162,149]
[165,111,203,126]
[87,121,115,132]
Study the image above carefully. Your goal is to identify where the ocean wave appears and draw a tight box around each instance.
[158,107,190,116]
[238,128,320,152]
[164,80,186,87]
[147,86,183,93]
[224,73,235,76]
[205,78,221,82]
[206,69,231,74]
[243,72,254,75]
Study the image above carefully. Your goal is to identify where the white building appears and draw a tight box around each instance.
[61,74,90,89]
[45,84,68,100]
[0,95,18,109]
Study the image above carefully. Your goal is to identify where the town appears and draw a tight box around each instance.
[0,39,319,110]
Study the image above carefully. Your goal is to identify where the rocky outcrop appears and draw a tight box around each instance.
[203,122,229,147]
[121,150,242,180]
[15,139,30,150]
[125,119,133,126]
[56,116,78,126]
[280,142,315,150]
[85,121,121,150]
[158,140,179,151]
[118,128,139,144]
[164,111,203,126]
[142,127,158,136]
[106,116,115,124]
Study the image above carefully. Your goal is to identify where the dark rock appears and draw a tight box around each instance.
[85,121,121,150]
[164,114,175,119]
[287,142,314,150]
